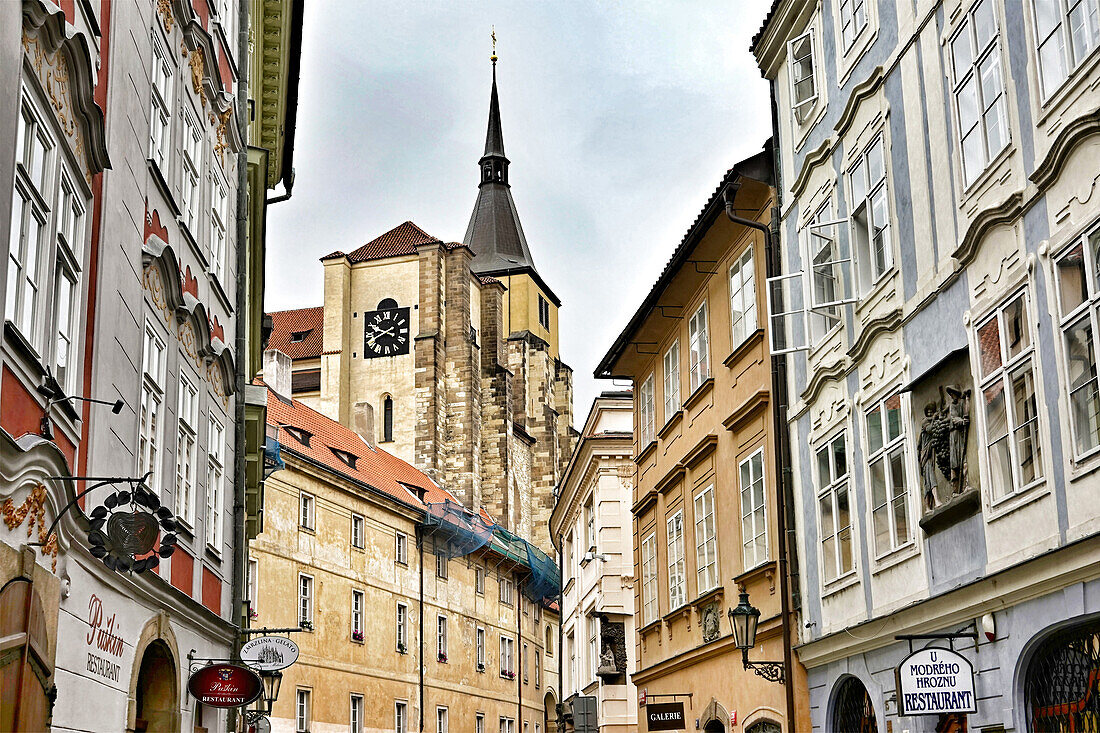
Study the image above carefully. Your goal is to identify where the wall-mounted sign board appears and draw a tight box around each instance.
[240,635,299,672]
[896,647,977,716]
[646,701,686,731]
[187,663,264,708]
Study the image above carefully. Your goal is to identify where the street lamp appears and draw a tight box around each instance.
[727,590,785,683]
[259,670,282,714]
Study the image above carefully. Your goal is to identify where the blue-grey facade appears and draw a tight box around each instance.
[754,0,1100,730]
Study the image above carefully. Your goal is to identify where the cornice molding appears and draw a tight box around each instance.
[801,359,848,405]
[848,308,902,363]
[790,138,834,200]
[952,190,1025,267]
[1029,105,1100,191]
[833,65,886,140]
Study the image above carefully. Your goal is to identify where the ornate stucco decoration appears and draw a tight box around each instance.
[701,602,722,643]
[189,46,207,108]
[21,1,110,180]
[157,0,173,33]
[2,484,58,571]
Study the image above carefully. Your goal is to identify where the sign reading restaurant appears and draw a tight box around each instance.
[646,701,686,731]
[896,648,977,716]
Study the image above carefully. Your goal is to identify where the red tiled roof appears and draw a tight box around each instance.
[265,385,455,509]
[268,306,324,360]
[324,221,440,264]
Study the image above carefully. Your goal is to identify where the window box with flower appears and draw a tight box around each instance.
[503,670,516,680]
[352,630,364,643]
[397,642,407,654]
[438,652,448,663]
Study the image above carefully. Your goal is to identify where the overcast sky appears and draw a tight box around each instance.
[266,0,774,424]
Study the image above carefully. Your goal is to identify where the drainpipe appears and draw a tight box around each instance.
[723,141,797,731]
[557,547,564,732]
[229,0,249,730]
[418,527,425,733]
[518,579,523,730]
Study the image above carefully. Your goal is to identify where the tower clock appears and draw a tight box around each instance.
[363,304,411,357]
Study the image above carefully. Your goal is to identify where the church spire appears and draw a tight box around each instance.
[463,40,537,276]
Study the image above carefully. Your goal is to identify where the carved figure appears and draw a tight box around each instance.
[597,644,617,675]
[916,385,972,511]
[702,603,721,643]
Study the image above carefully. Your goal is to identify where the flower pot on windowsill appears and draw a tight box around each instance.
[504,671,516,680]
[351,631,364,643]
[477,662,485,672]
[438,653,448,663]
[397,643,407,654]
[300,620,313,631]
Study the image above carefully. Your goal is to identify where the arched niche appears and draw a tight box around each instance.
[126,612,181,732]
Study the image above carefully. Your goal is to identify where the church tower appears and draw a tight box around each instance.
[464,54,561,359]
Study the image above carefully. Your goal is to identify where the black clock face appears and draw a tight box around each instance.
[363,307,411,357]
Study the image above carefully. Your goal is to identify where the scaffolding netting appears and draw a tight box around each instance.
[422,501,494,559]
[491,525,561,603]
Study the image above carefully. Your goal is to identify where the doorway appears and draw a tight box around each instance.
[134,640,176,732]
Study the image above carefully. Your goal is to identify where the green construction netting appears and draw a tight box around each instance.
[422,501,494,559]
[492,525,561,603]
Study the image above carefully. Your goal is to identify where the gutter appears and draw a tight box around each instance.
[230,1,250,731]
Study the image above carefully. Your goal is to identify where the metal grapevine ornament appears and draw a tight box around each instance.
[86,483,178,573]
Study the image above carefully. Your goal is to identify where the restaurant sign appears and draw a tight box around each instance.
[187,663,264,708]
[240,635,299,672]
[896,648,977,716]
[646,701,686,731]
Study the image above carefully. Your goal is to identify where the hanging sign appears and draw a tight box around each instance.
[240,635,299,672]
[895,648,977,716]
[646,701,686,731]
[187,663,264,708]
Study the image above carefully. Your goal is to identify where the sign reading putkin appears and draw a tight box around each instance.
[188,663,264,708]
[646,701,686,731]
[896,647,977,716]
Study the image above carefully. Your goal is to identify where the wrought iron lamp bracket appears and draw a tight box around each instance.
[742,649,786,683]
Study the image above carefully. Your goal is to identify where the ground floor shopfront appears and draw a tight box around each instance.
[800,537,1100,733]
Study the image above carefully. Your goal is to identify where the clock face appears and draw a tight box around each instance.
[363,307,411,357]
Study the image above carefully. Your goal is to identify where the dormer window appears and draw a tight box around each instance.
[401,482,428,502]
[330,447,358,469]
[290,330,310,343]
[283,426,312,447]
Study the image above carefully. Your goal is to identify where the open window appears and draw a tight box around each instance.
[807,200,857,338]
[789,29,818,124]
[766,269,809,353]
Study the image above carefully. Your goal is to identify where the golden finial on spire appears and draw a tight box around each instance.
[490,26,497,65]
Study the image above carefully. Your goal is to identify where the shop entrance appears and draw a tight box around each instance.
[134,640,176,732]
[0,577,56,731]
[831,675,877,733]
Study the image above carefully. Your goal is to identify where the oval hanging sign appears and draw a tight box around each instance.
[895,647,977,716]
[187,663,264,708]
[240,635,300,672]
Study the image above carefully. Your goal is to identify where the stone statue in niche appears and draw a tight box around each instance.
[701,602,721,643]
[917,384,972,510]
[597,644,617,675]
[596,616,627,677]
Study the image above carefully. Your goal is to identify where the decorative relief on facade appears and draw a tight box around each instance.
[859,338,903,396]
[189,47,207,108]
[917,385,972,511]
[22,28,90,183]
[208,362,230,408]
[810,383,849,437]
[212,107,233,165]
[157,0,174,33]
[143,264,172,324]
[2,484,58,571]
[179,320,201,368]
[596,617,627,678]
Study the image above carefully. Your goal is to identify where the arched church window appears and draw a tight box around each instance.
[545,625,553,655]
[378,298,398,309]
[383,395,393,442]
[1025,617,1100,732]
[831,676,877,733]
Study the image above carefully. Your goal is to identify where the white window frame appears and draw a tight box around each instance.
[1030,0,1100,100]
[739,450,769,569]
[296,689,310,732]
[585,499,595,550]
[206,414,225,549]
[500,577,514,606]
[139,324,167,494]
[396,602,408,651]
[247,558,258,616]
[298,573,314,627]
[588,615,599,678]
[477,714,485,733]
[350,694,363,733]
[436,551,448,579]
[437,615,448,661]
[351,513,364,549]
[816,432,855,584]
[688,301,710,392]
[729,246,758,348]
[500,718,515,733]
[475,565,485,594]
[500,634,515,677]
[51,169,85,393]
[806,198,854,339]
[848,134,893,294]
[300,491,315,530]
[180,109,202,233]
[839,0,868,51]
[693,486,719,592]
[209,167,228,282]
[175,373,198,526]
[639,373,656,446]
[640,532,658,625]
[395,701,408,733]
[766,268,810,354]
[477,625,486,668]
[149,35,174,169]
[666,511,686,610]
[395,530,407,564]
[974,290,1045,501]
[788,28,819,123]
[951,0,1009,187]
[663,341,680,420]
[1054,228,1100,461]
[436,707,448,733]
[351,589,364,638]
[864,393,913,558]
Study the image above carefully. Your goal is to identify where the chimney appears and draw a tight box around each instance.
[263,349,293,401]
[354,401,376,450]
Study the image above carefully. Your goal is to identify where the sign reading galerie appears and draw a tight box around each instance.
[240,635,299,671]
[896,648,977,716]
[646,701,686,731]
[187,663,264,708]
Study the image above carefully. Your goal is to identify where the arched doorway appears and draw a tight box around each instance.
[544,690,557,732]
[703,720,726,732]
[134,640,176,732]
[1024,617,1100,732]
[746,720,782,733]
[700,698,728,732]
[831,675,877,733]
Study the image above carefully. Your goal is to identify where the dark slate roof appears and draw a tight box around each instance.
[464,65,538,276]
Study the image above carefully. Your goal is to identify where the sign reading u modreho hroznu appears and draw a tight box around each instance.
[896,647,977,716]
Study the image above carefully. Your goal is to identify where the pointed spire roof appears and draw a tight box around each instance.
[464,56,538,276]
